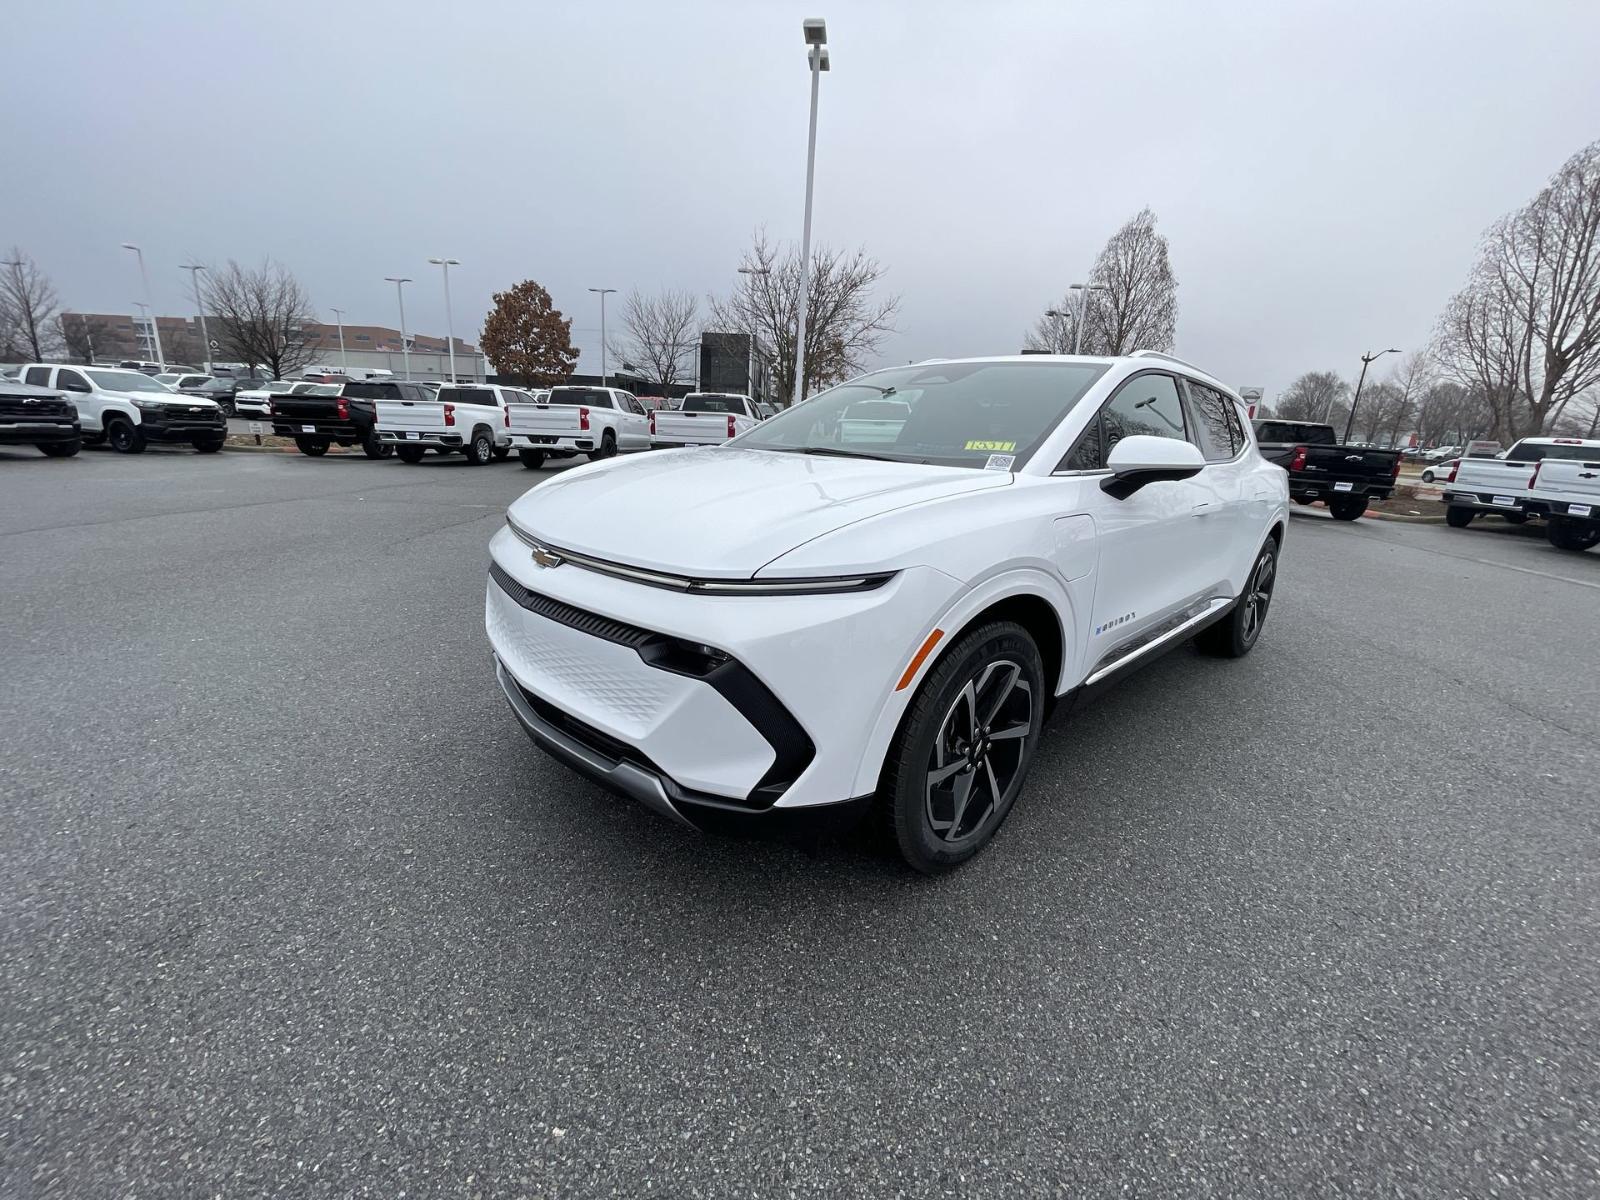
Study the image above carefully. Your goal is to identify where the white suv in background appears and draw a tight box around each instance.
[486,352,1287,872]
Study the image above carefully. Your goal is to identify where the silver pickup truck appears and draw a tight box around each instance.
[1441,437,1600,530]
[1525,446,1600,552]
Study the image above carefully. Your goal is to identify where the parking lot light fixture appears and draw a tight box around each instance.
[122,243,165,369]
[1067,283,1106,355]
[385,277,413,379]
[1342,348,1402,442]
[792,20,829,407]
[330,308,349,371]
[179,263,210,371]
[587,288,618,386]
[428,258,460,381]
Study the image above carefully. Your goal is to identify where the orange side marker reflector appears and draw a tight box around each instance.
[895,629,945,691]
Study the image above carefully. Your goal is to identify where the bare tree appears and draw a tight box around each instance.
[1,248,62,362]
[1275,370,1350,423]
[58,312,118,363]
[1434,139,1600,439]
[1375,351,1432,446]
[1085,208,1179,354]
[200,260,317,379]
[1021,301,1083,354]
[709,230,899,404]
[608,288,699,390]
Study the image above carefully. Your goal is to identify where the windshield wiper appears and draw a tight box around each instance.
[777,445,903,462]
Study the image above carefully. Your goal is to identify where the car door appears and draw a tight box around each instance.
[53,367,102,430]
[616,391,648,449]
[1057,371,1222,665]
[1179,378,1259,595]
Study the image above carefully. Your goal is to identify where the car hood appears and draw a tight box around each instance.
[107,388,221,409]
[506,447,1012,577]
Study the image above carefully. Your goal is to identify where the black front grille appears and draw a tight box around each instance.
[489,561,652,648]
[0,398,72,419]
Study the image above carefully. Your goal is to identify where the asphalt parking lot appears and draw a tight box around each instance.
[4,446,1598,1198]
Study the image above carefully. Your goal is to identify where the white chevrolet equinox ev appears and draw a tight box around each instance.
[485,352,1289,872]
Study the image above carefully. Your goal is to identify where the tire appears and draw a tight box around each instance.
[191,435,225,454]
[1445,506,1474,528]
[395,446,427,464]
[106,418,145,454]
[519,449,546,470]
[464,428,494,465]
[37,440,81,458]
[361,432,393,459]
[1328,495,1367,521]
[1547,519,1600,552]
[879,621,1045,874]
[294,436,329,457]
[1421,470,1436,483]
[589,431,617,461]
[220,398,236,418]
[1196,537,1278,659]
[492,444,510,460]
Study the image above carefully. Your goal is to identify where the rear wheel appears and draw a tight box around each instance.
[464,428,494,465]
[519,449,546,470]
[1445,506,1474,528]
[295,436,329,457]
[1547,519,1600,552]
[37,440,81,457]
[107,418,145,454]
[191,434,225,453]
[1421,470,1437,483]
[879,621,1044,874]
[395,446,426,464]
[1196,538,1278,658]
[589,431,617,461]
[1328,495,1367,521]
[361,432,392,459]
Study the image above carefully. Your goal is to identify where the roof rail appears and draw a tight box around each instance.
[1129,349,1208,373]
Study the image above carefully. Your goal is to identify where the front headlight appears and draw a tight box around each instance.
[132,397,168,410]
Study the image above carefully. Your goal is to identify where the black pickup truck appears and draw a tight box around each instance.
[1253,420,1403,520]
[270,379,433,458]
[0,381,81,457]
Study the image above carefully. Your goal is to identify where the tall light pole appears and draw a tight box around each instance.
[1341,348,1401,442]
[122,243,165,368]
[330,307,349,371]
[178,263,210,371]
[792,18,829,406]
[1068,283,1106,355]
[428,258,460,380]
[587,288,617,386]
[132,301,156,362]
[386,277,413,379]
[1044,308,1068,352]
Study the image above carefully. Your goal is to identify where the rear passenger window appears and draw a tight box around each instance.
[1185,381,1236,462]
[25,366,51,386]
[1223,394,1246,453]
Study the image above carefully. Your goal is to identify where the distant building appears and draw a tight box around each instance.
[698,332,776,404]
[57,313,485,381]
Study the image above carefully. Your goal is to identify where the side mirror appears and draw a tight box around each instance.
[1101,435,1205,499]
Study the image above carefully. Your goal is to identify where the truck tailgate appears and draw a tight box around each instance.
[1452,458,1536,494]
[1300,446,1399,478]
[376,399,450,434]
[655,411,732,443]
[507,403,583,438]
[1534,459,1600,510]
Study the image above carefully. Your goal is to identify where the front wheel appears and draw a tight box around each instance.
[1328,495,1367,521]
[518,449,546,470]
[1445,506,1474,528]
[1196,538,1278,658]
[191,435,225,454]
[395,446,426,464]
[361,432,393,459]
[37,440,82,458]
[107,418,145,454]
[464,429,494,465]
[1547,519,1600,552]
[879,621,1044,874]
[294,437,330,457]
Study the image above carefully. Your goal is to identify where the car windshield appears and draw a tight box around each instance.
[733,361,1109,468]
[1254,421,1337,444]
[261,381,296,393]
[87,370,169,393]
[305,384,341,397]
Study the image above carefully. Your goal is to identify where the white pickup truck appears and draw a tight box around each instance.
[1526,447,1600,552]
[1441,437,1600,529]
[377,384,532,465]
[505,386,649,469]
[650,392,765,449]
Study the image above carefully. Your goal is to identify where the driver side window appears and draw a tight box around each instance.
[1057,373,1187,471]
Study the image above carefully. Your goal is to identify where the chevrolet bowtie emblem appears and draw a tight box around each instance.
[532,547,564,569]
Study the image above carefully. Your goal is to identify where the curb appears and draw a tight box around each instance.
[223,441,361,455]
[1362,510,1448,524]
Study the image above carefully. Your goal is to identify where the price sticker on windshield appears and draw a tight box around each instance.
[966,440,1016,452]
[984,454,1017,472]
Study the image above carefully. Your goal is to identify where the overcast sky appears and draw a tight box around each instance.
[8,0,1600,399]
